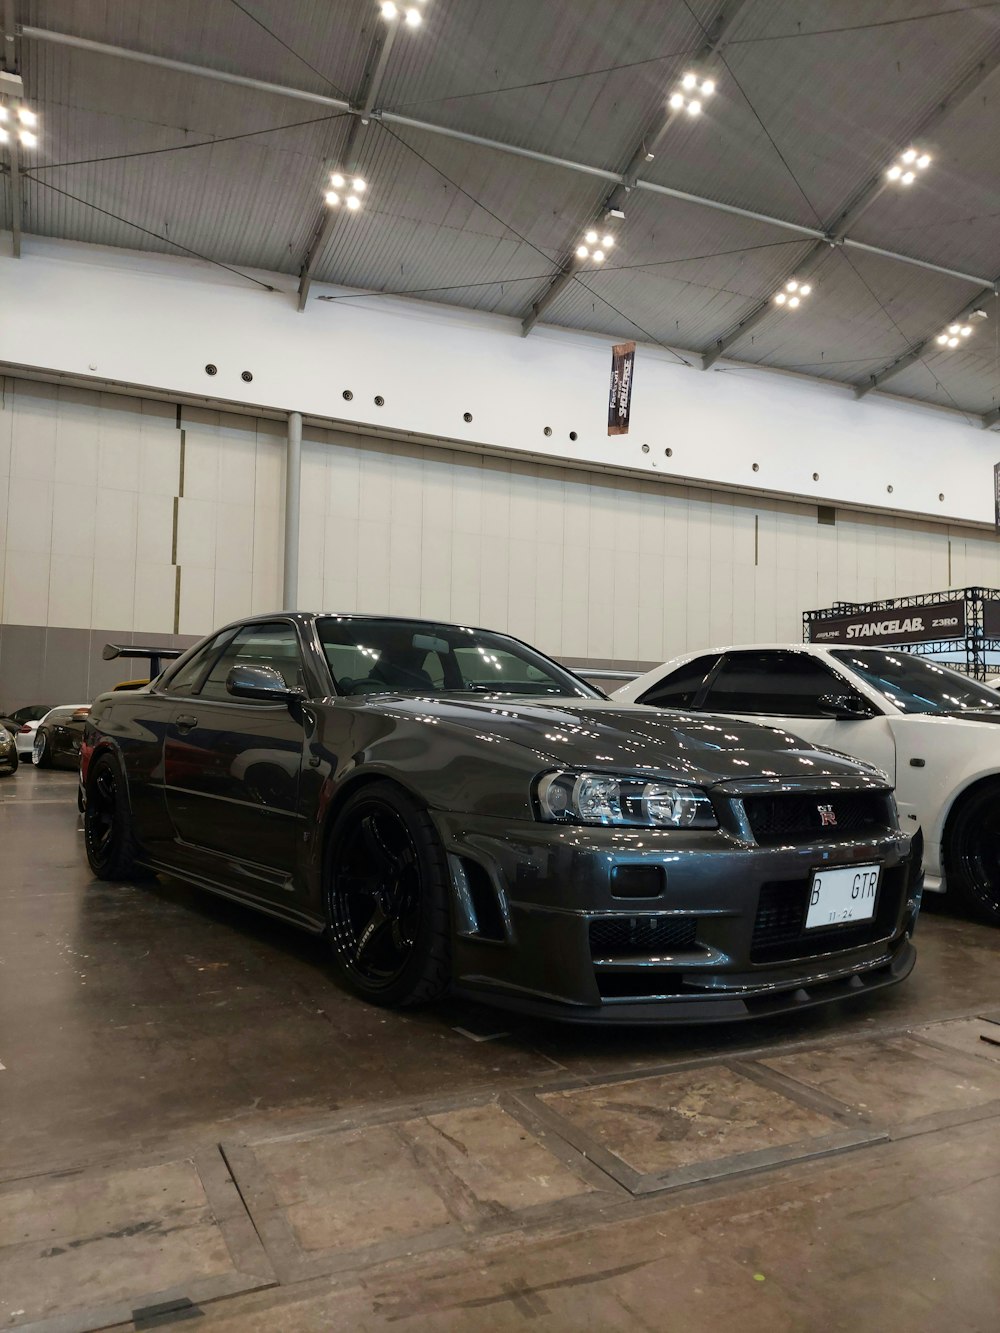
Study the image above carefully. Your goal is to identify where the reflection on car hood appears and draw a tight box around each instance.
[358,695,883,785]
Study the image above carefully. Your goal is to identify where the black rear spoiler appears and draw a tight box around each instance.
[102,643,184,678]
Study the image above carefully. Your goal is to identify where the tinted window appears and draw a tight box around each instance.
[638,655,720,709]
[702,651,846,717]
[199,623,304,702]
[161,632,231,697]
[317,618,600,699]
[832,648,1000,715]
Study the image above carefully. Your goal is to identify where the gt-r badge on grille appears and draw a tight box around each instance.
[817,803,837,827]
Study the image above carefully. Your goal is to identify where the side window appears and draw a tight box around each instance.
[638,655,720,709]
[161,632,231,697]
[198,623,304,703]
[702,651,844,717]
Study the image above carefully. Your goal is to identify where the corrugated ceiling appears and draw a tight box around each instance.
[3,0,1000,422]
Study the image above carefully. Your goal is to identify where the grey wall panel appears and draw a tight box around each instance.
[0,624,199,713]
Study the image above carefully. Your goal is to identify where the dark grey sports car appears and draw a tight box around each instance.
[81,613,921,1023]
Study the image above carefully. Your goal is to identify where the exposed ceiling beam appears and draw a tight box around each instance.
[855,281,999,399]
[297,24,397,312]
[2,0,21,257]
[983,407,1000,429]
[701,38,1000,371]
[16,25,1000,297]
[519,0,750,337]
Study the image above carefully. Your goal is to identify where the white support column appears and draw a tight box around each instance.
[283,410,302,609]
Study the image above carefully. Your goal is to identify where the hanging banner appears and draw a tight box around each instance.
[808,598,966,646]
[994,461,1000,532]
[608,341,636,436]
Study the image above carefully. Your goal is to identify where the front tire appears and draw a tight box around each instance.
[325,782,451,1008]
[84,752,145,880]
[945,782,1000,924]
[0,751,17,775]
[32,732,52,767]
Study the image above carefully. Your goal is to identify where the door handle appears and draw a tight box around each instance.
[174,714,199,734]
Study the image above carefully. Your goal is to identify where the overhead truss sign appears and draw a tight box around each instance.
[808,598,967,646]
[607,341,635,436]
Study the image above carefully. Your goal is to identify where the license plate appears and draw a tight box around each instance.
[806,864,880,930]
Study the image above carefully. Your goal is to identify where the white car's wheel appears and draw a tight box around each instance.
[945,783,1000,925]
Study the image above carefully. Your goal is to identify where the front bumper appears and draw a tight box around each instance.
[433,810,921,1024]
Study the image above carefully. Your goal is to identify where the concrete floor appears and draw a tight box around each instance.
[2,766,1000,1332]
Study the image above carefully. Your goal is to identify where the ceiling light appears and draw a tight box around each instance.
[381,0,397,16]
[669,70,716,117]
[19,128,36,148]
[585,229,598,244]
[17,106,36,127]
[404,6,421,24]
[773,278,812,309]
[592,249,605,262]
[325,174,366,209]
[602,234,614,247]
[0,105,7,122]
[887,146,932,186]
[935,317,977,350]
[576,244,589,258]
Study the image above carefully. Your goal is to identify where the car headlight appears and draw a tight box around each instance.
[536,770,717,828]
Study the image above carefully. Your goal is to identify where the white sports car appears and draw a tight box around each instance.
[614,645,1000,923]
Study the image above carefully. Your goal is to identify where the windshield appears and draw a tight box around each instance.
[317,617,601,699]
[832,648,1000,715]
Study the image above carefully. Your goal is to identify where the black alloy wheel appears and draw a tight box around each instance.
[945,782,1000,924]
[32,731,52,767]
[84,753,144,880]
[326,782,450,1007]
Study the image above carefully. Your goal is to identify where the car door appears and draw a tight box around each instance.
[695,649,897,783]
[162,621,309,899]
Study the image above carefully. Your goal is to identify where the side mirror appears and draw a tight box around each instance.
[817,692,876,721]
[226,664,303,705]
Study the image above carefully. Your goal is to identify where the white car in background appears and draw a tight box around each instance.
[614,644,1000,924]
[5,705,87,758]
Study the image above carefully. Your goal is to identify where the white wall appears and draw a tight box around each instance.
[1,234,998,528]
[8,376,1000,673]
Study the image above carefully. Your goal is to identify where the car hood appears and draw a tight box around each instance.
[354,695,883,786]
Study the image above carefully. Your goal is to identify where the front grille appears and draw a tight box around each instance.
[751,865,907,963]
[742,791,890,846]
[589,915,698,959]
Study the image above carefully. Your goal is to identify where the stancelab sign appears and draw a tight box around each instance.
[809,598,966,646]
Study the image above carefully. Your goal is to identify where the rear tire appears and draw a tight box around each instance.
[84,752,145,880]
[945,782,1000,924]
[0,751,17,775]
[325,781,451,1008]
[32,732,52,768]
